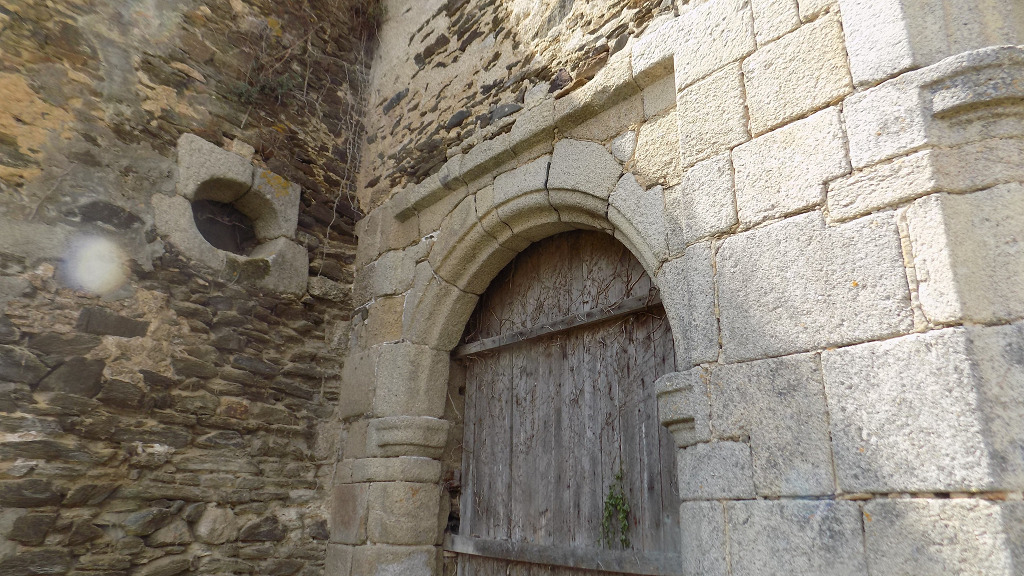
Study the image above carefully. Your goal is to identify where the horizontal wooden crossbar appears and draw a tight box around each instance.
[452,294,663,359]
[445,534,682,575]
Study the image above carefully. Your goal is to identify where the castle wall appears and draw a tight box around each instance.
[0,0,374,574]
[342,0,1024,574]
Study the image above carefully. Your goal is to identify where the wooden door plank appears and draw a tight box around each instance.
[446,535,683,575]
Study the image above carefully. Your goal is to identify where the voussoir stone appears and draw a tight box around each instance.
[177,132,253,202]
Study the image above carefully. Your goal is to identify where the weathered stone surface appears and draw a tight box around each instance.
[135,554,192,576]
[679,501,728,576]
[665,153,737,252]
[677,441,755,500]
[366,416,450,459]
[63,483,118,507]
[239,515,286,541]
[838,0,1024,86]
[732,107,850,226]
[8,513,57,545]
[827,139,1024,222]
[751,0,800,44]
[0,548,71,576]
[75,307,149,338]
[0,345,48,384]
[247,237,309,296]
[642,74,675,119]
[122,508,173,537]
[193,505,238,545]
[177,132,253,202]
[331,483,368,545]
[67,519,104,546]
[36,357,104,397]
[728,500,867,576]
[608,174,668,268]
[428,194,516,295]
[367,482,441,545]
[906,185,1024,325]
[632,109,681,189]
[822,326,1024,493]
[655,369,711,448]
[234,169,301,241]
[717,212,912,362]
[548,139,621,199]
[307,276,350,304]
[611,131,637,163]
[402,262,479,350]
[0,440,96,463]
[26,333,101,356]
[325,544,352,576]
[743,14,852,136]
[350,458,442,484]
[351,544,436,576]
[864,499,1015,575]
[96,379,146,409]
[663,0,755,90]
[0,479,62,507]
[372,342,448,418]
[657,243,717,366]
[677,63,749,169]
[0,316,19,344]
[710,353,834,497]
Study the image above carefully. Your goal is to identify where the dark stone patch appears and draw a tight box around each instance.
[8,513,57,545]
[0,345,48,384]
[307,519,329,541]
[0,440,97,462]
[231,355,279,376]
[0,548,71,576]
[96,379,146,409]
[210,330,246,351]
[269,377,315,400]
[491,102,523,123]
[0,479,63,507]
[191,200,258,256]
[74,200,145,230]
[63,483,119,507]
[171,357,218,379]
[549,68,573,92]
[0,382,35,412]
[26,332,101,356]
[76,307,150,338]
[382,88,409,115]
[67,519,104,546]
[0,315,19,344]
[122,508,174,537]
[170,301,213,324]
[239,515,285,541]
[0,415,61,434]
[140,369,177,389]
[36,357,105,397]
[0,131,37,169]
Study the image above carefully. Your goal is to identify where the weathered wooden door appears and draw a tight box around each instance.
[449,231,681,575]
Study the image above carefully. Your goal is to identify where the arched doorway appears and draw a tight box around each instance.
[447,230,682,575]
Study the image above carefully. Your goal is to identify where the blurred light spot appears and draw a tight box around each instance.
[65,236,128,295]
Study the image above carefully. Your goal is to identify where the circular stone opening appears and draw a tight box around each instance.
[191,199,258,256]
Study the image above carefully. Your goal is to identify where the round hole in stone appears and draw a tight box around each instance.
[191,199,258,256]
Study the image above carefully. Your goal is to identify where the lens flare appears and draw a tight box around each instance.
[65,235,129,295]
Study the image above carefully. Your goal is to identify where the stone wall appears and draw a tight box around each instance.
[0,0,377,574]
[356,0,678,208]
[342,0,1024,574]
